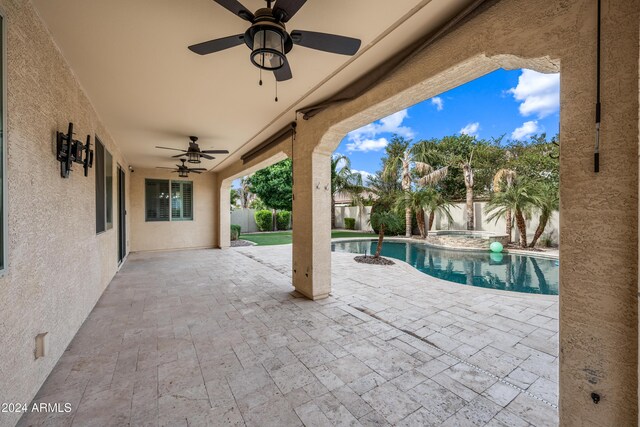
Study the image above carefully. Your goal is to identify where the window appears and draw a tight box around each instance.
[145,179,170,221]
[145,179,193,222]
[95,138,113,233]
[105,149,113,230]
[171,181,193,221]
[0,13,5,272]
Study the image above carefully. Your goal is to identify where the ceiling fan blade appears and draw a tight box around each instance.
[190,168,208,171]
[201,149,230,154]
[274,58,293,82]
[273,0,307,22]
[200,154,216,160]
[212,0,254,22]
[156,146,186,152]
[190,170,203,174]
[188,34,245,55]
[172,153,187,158]
[291,30,361,55]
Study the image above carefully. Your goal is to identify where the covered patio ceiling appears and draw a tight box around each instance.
[32,0,475,171]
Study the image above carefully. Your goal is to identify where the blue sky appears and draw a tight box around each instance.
[336,68,560,181]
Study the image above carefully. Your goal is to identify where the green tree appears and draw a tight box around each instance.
[331,154,364,228]
[383,135,446,237]
[529,182,559,248]
[485,179,540,248]
[247,159,293,211]
[414,135,505,230]
[367,171,403,236]
[369,209,402,258]
[230,188,239,209]
[236,176,255,209]
[492,168,517,241]
[507,133,559,187]
[423,189,456,233]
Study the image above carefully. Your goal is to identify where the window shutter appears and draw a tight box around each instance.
[95,139,105,233]
[171,181,181,219]
[145,179,170,221]
[183,182,193,220]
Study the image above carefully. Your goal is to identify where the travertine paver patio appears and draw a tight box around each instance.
[18,246,558,427]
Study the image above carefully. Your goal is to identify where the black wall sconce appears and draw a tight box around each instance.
[56,122,93,178]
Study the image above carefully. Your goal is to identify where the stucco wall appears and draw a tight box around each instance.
[215,0,639,423]
[333,203,560,243]
[130,168,216,252]
[0,2,130,426]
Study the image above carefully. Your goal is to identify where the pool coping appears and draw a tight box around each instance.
[329,241,559,300]
[331,236,560,260]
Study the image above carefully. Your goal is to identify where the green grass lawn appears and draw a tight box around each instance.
[240,230,377,246]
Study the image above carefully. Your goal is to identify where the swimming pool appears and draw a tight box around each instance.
[332,239,559,295]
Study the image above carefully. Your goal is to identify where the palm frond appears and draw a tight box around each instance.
[418,166,448,186]
[413,162,433,176]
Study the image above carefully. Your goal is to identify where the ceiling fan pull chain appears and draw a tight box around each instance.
[259,68,263,86]
[275,79,278,102]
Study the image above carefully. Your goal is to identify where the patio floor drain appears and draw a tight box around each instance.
[349,305,558,410]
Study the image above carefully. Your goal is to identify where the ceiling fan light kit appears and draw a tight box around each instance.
[155,136,229,171]
[247,12,290,71]
[188,0,361,101]
[156,158,208,177]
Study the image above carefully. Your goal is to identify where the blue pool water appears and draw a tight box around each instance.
[332,240,559,295]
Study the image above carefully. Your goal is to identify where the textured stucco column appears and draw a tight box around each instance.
[217,179,231,249]
[557,2,638,423]
[292,121,332,300]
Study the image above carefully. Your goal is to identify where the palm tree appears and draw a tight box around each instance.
[395,189,431,238]
[369,210,402,258]
[485,180,540,248]
[237,176,255,209]
[529,183,559,248]
[424,189,456,233]
[383,143,445,237]
[493,168,517,241]
[331,154,364,229]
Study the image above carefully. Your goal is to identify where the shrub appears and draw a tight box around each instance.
[276,211,291,230]
[344,217,356,230]
[230,224,241,241]
[540,232,555,247]
[254,210,273,231]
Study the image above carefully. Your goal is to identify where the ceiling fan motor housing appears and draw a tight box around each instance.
[245,8,293,71]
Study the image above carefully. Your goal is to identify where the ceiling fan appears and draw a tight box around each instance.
[157,159,208,177]
[188,0,362,82]
[155,136,229,164]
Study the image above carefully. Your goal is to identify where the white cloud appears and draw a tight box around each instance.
[511,120,541,140]
[460,122,480,137]
[346,109,414,152]
[508,70,560,118]
[346,138,389,153]
[431,97,444,111]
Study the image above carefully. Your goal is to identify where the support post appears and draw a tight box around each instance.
[292,125,332,300]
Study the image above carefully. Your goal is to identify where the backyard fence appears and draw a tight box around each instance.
[231,203,559,244]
